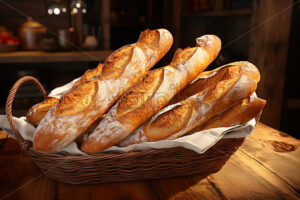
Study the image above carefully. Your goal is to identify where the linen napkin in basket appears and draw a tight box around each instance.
[1,74,255,155]
[0,115,255,156]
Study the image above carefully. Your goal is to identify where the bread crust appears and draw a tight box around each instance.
[73,63,104,85]
[81,34,221,154]
[55,80,98,116]
[33,29,173,152]
[116,68,165,117]
[145,102,193,141]
[26,97,58,126]
[26,63,104,126]
[190,96,266,132]
[119,61,261,147]
[170,61,260,104]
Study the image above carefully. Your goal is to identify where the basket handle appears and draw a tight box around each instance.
[5,76,46,152]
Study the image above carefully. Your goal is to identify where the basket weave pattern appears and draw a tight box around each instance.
[6,76,244,184]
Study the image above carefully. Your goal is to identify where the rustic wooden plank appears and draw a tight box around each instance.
[0,131,57,199]
[170,0,181,50]
[0,134,159,200]
[150,125,300,200]
[0,137,56,200]
[206,149,299,199]
[162,0,181,47]
[0,136,21,154]
[101,0,110,50]
[249,0,293,129]
[0,50,112,63]
[56,180,159,200]
[240,123,300,192]
[161,0,182,65]
[147,0,153,27]
[151,175,222,200]
[72,11,84,46]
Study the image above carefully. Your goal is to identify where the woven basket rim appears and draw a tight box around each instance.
[27,137,244,184]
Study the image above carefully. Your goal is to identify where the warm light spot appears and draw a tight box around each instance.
[62,8,67,13]
[82,8,86,13]
[72,7,78,15]
[48,9,53,15]
[54,8,60,15]
[76,2,81,8]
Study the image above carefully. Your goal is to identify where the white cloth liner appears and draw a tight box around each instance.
[0,75,256,155]
[0,115,255,156]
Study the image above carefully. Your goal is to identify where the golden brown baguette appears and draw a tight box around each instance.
[119,61,260,146]
[169,61,261,104]
[26,63,103,126]
[26,97,59,126]
[33,29,173,152]
[188,95,266,132]
[81,35,222,154]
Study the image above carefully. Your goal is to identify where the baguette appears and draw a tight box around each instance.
[33,29,173,152]
[119,61,260,146]
[26,63,103,126]
[81,35,222,154]
[188,95,266,132]
[169,61,260,104]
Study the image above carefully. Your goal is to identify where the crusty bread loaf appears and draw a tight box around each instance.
[81,35,222,154]
[188,95,266,132]
[26,63,103,126]
[119,61,261,147]
[33,29,173,152]
[169,61,261,104]
[72,63,104,87]
[26,97,59,126]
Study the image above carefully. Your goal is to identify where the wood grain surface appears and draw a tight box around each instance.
[0,123,300,200]
[249,0,293,129]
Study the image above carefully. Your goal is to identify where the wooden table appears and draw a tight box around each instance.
[0,123,299,200]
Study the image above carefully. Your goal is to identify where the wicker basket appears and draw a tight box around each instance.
[5,76,244,185]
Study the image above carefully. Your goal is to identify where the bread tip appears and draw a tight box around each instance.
[81,139,102,154]
[80,141,89,153]
[157,28,173,38]
[33,135,53,152]
[196,35,220,47]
